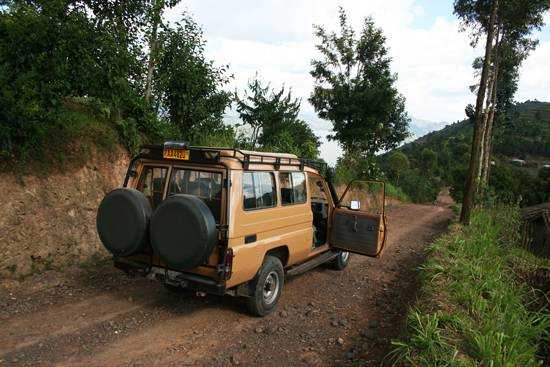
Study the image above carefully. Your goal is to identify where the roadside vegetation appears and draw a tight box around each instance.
[392,206,550,366]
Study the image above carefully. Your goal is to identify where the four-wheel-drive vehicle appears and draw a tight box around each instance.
[96,142,387,316]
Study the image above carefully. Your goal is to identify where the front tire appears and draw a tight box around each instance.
[246,256,284,317]
[329,250,350,270]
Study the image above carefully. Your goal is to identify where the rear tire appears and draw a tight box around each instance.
[246,256,284,317]
[329,250,350,270]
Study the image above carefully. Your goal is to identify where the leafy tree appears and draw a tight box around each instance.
[154,14,232,141]
[0,0,147,157]
[421,148,438,172]
[236,75,320,158]
[309,7,409,156]
[143,0,182,104]
[236,76,300,149]
[388,151,409,185]
[455,0,550,224]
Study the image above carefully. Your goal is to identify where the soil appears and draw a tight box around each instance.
[0,147,129,279]
[0,202,453,366]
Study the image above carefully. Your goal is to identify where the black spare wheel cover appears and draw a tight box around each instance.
[150,194,217,269]
[96,188,152,256]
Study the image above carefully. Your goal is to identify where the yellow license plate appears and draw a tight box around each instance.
[163,148,189,160]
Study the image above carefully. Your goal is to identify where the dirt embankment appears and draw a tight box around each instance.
[0,148,129,280]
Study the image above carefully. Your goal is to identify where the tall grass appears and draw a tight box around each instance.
[392,206,550,366]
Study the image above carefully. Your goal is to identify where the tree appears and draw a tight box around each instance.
[236,75,319,158]
[154,14,232,141]
[309,7,409,157]
[388,151,409,186]
[421,148,438,173]
[0,0,148,156]
[455,0,550,224]
[143,0,182,104]
[457,0,499,225]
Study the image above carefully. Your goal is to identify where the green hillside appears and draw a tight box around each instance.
[380,101,550,205]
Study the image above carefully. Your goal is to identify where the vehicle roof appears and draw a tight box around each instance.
[138,144,323,174]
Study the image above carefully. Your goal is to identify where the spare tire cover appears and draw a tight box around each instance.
[150,194,217,269]
[96,188,152,256]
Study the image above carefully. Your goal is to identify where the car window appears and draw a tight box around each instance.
[168,168,222,222]
[243,171,277,210]
[291,172,307,203]
[137,166,168,209]
[280,172,307,205]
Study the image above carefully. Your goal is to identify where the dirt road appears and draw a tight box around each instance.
[0,203,452,366]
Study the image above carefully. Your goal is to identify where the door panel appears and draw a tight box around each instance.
[330,209,385,256]
[329,180,387,257]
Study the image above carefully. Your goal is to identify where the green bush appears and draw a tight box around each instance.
[385,182,411,202]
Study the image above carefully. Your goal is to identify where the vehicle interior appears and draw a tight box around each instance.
[136,165,223,222]
[309,174,330,247]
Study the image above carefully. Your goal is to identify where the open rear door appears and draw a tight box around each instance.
[329,180,387,257]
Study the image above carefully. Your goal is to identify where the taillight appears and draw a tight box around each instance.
[223,248,234,280]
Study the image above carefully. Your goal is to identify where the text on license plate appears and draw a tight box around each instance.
[163,149,190,160]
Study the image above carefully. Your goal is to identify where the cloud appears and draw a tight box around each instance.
[165,1,549,165]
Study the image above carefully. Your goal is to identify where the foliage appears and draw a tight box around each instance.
[420,148,438,172]
[333,151,383,185]
[236,75,320,158]
[379,101,550,205]
[309,7,409,156]
[154,14,232,141]
[388,151,409,185]
[0,2,237,166]
[385,182,411,202]
[392,207,550,366]
[0,0,144,158]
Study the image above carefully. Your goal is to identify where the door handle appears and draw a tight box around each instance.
[245,234,257,244]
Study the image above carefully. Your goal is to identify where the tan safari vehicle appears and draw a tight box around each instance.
[97,142,387,316]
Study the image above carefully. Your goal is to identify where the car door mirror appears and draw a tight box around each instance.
[350,200,360,210]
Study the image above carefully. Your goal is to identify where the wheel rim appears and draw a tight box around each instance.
[263,271,280,305]
[340,251,349,263]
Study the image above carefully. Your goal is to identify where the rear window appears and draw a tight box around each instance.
[243,172,277,210]
[280,172,307,205]
[137,166,168,209]
[168,169,223,222]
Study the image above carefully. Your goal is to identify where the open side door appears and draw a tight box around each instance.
[329,180,387,257]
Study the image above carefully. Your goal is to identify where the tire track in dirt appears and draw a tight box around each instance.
[0,203,452,366]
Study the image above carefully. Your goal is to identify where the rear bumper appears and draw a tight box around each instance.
[114,258,226,296]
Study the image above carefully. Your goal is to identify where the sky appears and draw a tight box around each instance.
[166,1,550,164]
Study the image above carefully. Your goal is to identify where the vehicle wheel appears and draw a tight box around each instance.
[329,250,350,270]
[246,256,284,317]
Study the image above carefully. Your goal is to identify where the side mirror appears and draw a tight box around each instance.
[350,200,360,210]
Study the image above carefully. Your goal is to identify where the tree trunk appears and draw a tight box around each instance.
[144,0,164,104]
[460,0,499,225]
[481,27,502,187]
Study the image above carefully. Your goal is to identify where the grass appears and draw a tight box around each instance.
[391,206,550,366]
[385,182,411,202]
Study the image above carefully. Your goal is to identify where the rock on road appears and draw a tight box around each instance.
[0,202,452,366]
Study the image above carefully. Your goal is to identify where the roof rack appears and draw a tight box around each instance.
[137,144,327,172]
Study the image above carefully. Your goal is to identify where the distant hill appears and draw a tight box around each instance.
[392,100,550,164]
[379,101,550,205]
